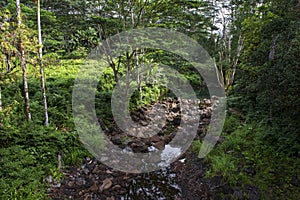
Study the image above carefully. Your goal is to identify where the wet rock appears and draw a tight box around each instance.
[153,141,165,150]
[144,137,152,145]
[148,146,158,152]
[149,154,161,163]
[173,117,181,125]
[123,146,133,152]
[150,135,161,143]
[130,141,148,153]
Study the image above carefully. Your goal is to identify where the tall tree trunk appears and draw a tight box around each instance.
[0,87,2,111]
[226,35,244,90]
[16,0,31,120]
[37,0,49,126]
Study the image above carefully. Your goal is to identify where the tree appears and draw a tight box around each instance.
[210,0,250,92]
[16,0,31,120]
[37,0,48,125]
[229,0,300,155]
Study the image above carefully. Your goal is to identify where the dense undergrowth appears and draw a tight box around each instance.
[193,113,300,199]
[0,60,90,199]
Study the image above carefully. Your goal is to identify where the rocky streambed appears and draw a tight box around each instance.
[48,97,259,200]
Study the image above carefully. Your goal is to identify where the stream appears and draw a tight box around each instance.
[124,167,181,200]
[48,98,259,199]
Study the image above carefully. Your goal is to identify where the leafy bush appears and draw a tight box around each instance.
[222,114,242,134]
[205,119,300,199]
[43,52,61,66]
[0,146,47,200]
[64,47,88,59]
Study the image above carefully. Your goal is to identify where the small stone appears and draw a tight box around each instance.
[67,181,75,188]
[84,193,91,200]
[131,142,148,153]
[137,131,145,138]
[100,178,113,191]
[51,181,61,188]
[111,185,121,190]
[111,136,122,145]
[44,175,53,183]
[90,182,99,192]
[140,120,148,126]
[83,168,89,175]
[76,177,86,186]
[92,166,101,174]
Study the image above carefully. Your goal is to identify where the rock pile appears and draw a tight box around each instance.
[106,97,218,154]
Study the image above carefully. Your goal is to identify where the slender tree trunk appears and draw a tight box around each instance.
[0,87,2,111]
[5,54,11,72]
[135,50,143,102]
[37,0,49,126]
[226,35,244,90]
[16,0,31,120]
